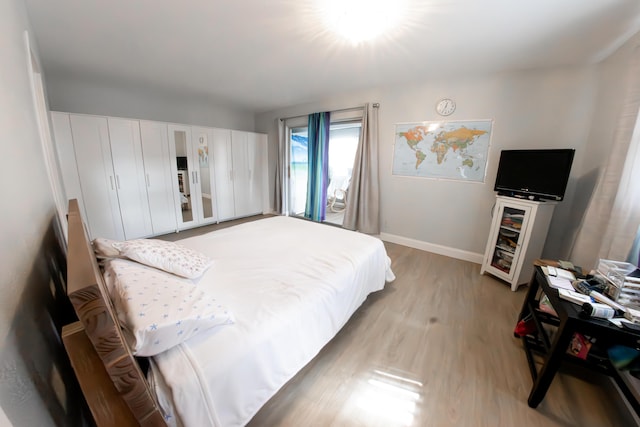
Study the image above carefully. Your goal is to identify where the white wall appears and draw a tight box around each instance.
[40,20,640,268]
[0,1,79,425]
[256,66,603,261]
[45,71,256,132]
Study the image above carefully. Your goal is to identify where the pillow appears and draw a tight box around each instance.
[103,259,234,356]
[93,237,123,259]
[113,239,213,279]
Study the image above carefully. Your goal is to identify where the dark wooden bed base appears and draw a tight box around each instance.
[62,199,166,426]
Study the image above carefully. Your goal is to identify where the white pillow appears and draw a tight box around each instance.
[113,239,213,279]
[103,259,234,356]
[93,237,123,259]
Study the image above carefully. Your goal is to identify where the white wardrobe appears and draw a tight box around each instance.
[52,113,154,240]
[52,111,267,240]
[139,121,179,235]
[213,129,266,221]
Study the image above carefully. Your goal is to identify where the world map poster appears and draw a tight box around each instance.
[392,120,493,182]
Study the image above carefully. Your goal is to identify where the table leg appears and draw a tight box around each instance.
[527,318,574,407]
[516,271,538,326]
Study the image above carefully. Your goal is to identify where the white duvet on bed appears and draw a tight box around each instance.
[145,216,394,427]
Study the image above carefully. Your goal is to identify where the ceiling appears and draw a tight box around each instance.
[23,0,640,113]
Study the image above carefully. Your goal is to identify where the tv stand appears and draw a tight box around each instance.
[480,196,557,291]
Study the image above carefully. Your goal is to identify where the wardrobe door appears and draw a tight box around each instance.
[212,128,235,221]
[140,121,177,234]
[168,125,199,229]
[191,127,218,225]
[51,112,86,220]
[107,118,152,239]
[246,132,266,215]
[231,130,252,217]
[69,114,124,240]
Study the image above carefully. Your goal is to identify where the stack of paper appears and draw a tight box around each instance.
[558,289,592,305]
[543,266,576,291]
[543,266,576,280]
[548,276,574,291]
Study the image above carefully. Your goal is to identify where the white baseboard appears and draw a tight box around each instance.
[378,232,484,264]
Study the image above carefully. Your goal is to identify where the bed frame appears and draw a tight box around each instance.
[62,199,166,426]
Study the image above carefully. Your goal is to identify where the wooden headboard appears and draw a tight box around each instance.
[64,199,166,426]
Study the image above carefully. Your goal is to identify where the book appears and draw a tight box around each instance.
[567,333,593,360]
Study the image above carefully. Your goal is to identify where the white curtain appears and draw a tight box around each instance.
[343,103,380,234]
[571,47,640,269]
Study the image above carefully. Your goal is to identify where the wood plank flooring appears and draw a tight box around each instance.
[160,217,637,426]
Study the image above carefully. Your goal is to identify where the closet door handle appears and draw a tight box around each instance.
[194,171,199,184]
[109,176,115,190]
[146,173,150,187]
[192,171,196,184]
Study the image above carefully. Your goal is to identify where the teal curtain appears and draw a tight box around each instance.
[305,112,331,221]
[629,224,640,265]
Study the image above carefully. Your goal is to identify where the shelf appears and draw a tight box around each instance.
[501,221,523,229]
[501,208,524,232]
[496,243,516,254]
[499,225,522,234]
[491,261,511,273]
[496,249,514,261]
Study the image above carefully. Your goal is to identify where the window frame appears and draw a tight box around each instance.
[282,111,363,219]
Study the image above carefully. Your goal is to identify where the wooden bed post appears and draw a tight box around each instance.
[63,199,166,426]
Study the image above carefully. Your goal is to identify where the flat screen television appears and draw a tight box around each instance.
[493,149,575,201]
[176,156,188,170]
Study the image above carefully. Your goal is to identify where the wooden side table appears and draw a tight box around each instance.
[516,265,640,413]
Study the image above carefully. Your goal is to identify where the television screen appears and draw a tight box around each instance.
[176,156,188,170]
[493,149,575,201]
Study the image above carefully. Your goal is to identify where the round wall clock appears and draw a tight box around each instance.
[436,98,456,116]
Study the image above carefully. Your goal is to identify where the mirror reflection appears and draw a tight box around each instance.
[197,135,214,219]
[174,130,192,222]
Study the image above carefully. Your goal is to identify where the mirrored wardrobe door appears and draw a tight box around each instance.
[168,124,198,229]
[192,127,217,224]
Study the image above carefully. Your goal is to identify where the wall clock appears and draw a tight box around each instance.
[436,98,456,116]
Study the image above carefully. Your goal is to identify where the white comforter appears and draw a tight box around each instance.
[147,216,394,426]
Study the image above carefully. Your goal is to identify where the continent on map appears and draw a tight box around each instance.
[398,125,431,168]
[431,126,487,165]
[415,150,426,169]
[398,126,429,147]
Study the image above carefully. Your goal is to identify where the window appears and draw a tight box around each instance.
[288,121,361,225]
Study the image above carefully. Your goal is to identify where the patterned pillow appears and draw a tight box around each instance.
[103,259,234,356]
[113,239,213,279]
[93,237,123,259]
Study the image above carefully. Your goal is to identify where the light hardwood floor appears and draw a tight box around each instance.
[160,217,637,426]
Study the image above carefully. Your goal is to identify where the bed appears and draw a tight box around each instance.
[63,199,395,426]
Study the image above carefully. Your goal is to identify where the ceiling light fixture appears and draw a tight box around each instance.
[318,0,407,45]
